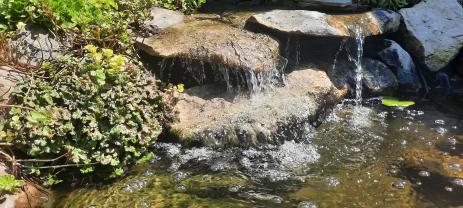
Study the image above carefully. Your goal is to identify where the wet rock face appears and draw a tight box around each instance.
[399,0,463,72]
[377,40,421,93]
[328,57,398,96]
[168,68,346,147]
[143,7,184,31]
[246,9,400,37]
[137,20,280,75]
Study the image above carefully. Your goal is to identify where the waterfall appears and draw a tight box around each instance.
[349,25,365,106]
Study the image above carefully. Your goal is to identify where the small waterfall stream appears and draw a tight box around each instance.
[353,26,365,106]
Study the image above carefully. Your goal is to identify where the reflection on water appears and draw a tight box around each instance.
[49,101,463,208]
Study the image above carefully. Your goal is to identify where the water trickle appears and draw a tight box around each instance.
[348,24,366,106]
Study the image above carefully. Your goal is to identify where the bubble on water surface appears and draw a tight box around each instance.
[392,180,407,189]
[445,186,453,192]
[327,177,340,187]
[418,171,430,177]
[451,178,463,186]
[122,179,148,193]
[228,184,241,193]
[448,137,457,145]
[298,201,317,208]
[434,119,445,125]
[176,184,187,192]
[143,170,153,177]
[448,163,461,170]
[173,171,188,182]
[436,127,448,135]
[271,196,283,204]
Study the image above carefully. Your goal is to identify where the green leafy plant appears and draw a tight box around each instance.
[381,97,415,107]
[357,0,408,9]
[0,0,50,31]
[155,0,206,13]
[0,45,164,182]
[0,174,24,193]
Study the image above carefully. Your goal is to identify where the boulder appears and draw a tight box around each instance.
[11,25,62,67]
[328,58,398,95]
[144,7,184,31]
[399,0,463,72]
[168,68,346,147]
[136,20,280,73]
[377,40,421,93]
[246,9,401,37]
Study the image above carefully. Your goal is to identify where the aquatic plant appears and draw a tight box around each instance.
[0,45,164,182]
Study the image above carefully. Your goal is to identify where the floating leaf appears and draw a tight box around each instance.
[381,97,415,107]
[177,84,184,93]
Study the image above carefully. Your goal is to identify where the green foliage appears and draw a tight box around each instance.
[45,0,122,38]
[381,97,415,107]
[0,0,50,31]
[0,46,164,181]
[357,0,408,9]
[0,174,24,193]
[155,0,206,13]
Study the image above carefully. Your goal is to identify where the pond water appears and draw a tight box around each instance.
[48,100,463,208]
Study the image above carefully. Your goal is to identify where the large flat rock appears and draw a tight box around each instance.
[136,20,280,73]
[247,9,400,37]
[399,0,463,72]
[168,68,346,147]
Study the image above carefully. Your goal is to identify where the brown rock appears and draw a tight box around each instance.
[136,20,280,73]
[168,68,346,147]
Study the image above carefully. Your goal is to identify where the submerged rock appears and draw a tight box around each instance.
[399,0,463,72]
[328,58,398,95]
[246,9,400,37]
[377,40,421,93]
[168,68,346,147]
[136,20,280,73]
[144,7,185,31]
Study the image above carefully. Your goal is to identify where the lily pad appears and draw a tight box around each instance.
[381,97,415,107]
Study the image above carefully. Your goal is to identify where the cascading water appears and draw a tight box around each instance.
[332,21,367,106]
[347,24,366,106]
